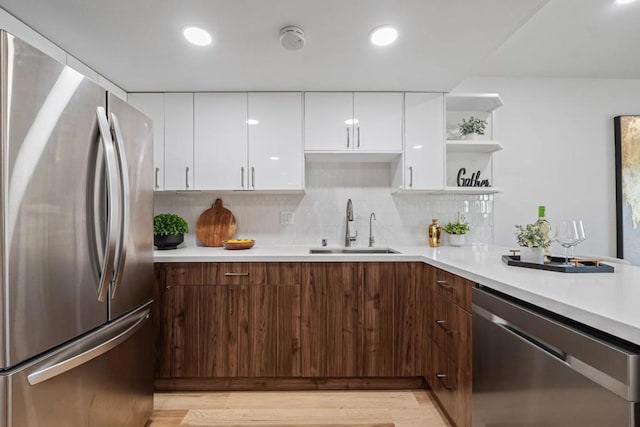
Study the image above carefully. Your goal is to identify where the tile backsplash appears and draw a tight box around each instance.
[154,162,494,247]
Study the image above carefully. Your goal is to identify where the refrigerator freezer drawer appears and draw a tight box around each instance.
[1,304,153,427]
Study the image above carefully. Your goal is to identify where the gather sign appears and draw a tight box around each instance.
[456,168,490,187]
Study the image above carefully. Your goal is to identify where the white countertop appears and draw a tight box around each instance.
[154,244,640,346]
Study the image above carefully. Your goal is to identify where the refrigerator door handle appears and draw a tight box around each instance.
[27,308,150,386]
[109,112,130,298]
[96,107,120,303]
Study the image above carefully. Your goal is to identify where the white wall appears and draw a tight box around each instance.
[154,162,494,247]
[453,77,640,257]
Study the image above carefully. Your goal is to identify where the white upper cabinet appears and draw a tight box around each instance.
[304,92,354,151]
[353,93,403,151]
[248,93,303,190]
[127,93,165,190]
[163,93,194,190]
[194,93,248,190]
[305,92,402,153]
[403,93,445,190]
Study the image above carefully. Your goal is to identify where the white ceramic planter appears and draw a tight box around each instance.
[448,234,466,247]
[462,133,480,140]
[520,247,544,264]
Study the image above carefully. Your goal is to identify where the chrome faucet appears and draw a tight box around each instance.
[369,212,376,247]
[345,199,357,247]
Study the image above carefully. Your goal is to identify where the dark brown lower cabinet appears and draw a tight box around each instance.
[428,267,472,427]
[154,262,469,426]
[154,263,301,380]
[300,262,428,378]
[300,263,360,377]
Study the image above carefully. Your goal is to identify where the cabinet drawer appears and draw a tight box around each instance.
[433,268,472,311]
[163,262,301,286]
[430,342,471,427]
[431,289,472,374]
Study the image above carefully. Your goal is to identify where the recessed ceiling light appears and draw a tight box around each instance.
[246,119,260,125]
[344,118,359,125]
[270,156,280,161]
[616,0,636,4]
[369,26,398,47]
[183,27,212,46]
[412,145,423,149]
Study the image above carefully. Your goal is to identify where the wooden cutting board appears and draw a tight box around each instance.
[196,199,237,247]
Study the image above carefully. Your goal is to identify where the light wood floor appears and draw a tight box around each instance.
[149,390,451,427]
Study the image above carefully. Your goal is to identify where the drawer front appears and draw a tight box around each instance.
[430,341,456,421]
[432,291,472,374]
[433,268,472,311]
[163,262,301,286]
[430,342,471,427]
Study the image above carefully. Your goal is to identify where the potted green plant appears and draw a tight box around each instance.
[442,221,469,247]
[514,223,552,263]
[153,213,189,250]
[458,116,487,140]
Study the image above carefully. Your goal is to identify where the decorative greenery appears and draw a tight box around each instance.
[153,213,189,236]
[442,221,470,235]
[515,223,552,248]
[458,116,487,136]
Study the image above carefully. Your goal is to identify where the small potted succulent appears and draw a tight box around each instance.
[515,223,552,263]
[458,116,487,140]
[153,213,189,250]
[442,221,470,247]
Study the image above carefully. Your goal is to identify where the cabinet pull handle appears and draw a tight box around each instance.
[435,280,453,290]
[357,126,360,148]
[155,167,160,189]
[224,272,249,277]
[251,166,255,189]
[436,373,455,391]
[185,166,190,189]
[346,127,350,148]
[409,166,413,187]
[241,166,245,189]
[435,319,454,335]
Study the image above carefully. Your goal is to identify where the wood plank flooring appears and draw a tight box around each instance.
[149,390,451,427]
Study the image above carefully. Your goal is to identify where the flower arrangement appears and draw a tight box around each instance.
[515,223,552,248]
[458,116,487,136]
[442,221,470,235]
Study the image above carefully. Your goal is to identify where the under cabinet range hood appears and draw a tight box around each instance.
[0,31,154,426]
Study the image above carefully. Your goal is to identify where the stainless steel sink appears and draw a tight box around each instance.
[309,248,401,254]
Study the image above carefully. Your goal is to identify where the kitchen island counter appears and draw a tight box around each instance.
[154,244,640,346]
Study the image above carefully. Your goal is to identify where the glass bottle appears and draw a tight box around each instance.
[428,218,441,247]
[536,206,551,261]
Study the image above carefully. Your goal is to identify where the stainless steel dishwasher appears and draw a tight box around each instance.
[473,286,640,427]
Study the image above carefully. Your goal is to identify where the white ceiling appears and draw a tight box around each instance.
[0,0,638,92]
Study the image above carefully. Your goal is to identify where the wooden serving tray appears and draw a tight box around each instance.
[502,255,614,273]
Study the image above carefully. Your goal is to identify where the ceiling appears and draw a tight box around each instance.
[0,0,638,92]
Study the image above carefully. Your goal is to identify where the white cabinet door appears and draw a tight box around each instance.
[128,93,165,190]
[404,93,444,190]
[194,93,248,190]
[164,93,194,190]
[353,92,403,151]
[248,93,303,190]
[304,92,353,151]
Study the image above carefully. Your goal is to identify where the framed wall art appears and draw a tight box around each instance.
[614,115,640,265]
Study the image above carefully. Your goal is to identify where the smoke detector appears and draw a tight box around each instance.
[280,26,305,50]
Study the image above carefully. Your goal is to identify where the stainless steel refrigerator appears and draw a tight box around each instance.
[0,31,154,426]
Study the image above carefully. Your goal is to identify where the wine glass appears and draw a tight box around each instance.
[569,220,586,259]
[554,220,581,266]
